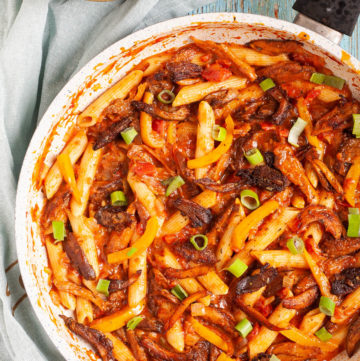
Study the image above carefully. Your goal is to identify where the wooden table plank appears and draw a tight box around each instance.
[191,0,359,58]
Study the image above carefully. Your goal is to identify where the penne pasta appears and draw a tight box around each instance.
[299,309,326,335]
[194,101,215,179]
[105,333,136,361]
[172,76,247,107]
[76,297,93,324]
[251,250,308,269]
[166,319,184,352]
[197,271,228,295]
[331,286,360,324]
[344,156,360,207]
[70,142,103,216]
[77,70,143,124]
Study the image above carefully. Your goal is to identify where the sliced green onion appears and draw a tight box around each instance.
[347,212,360,237]
[157,89,175,104]
[52,221,65,242]
[121,127,138,145]
[240,189,260,210]
[190,234,208,251]
[310,72,325,85]
[259,78,276,91]
[244,148,264,165]
[226,259,248,278]
[127,316,144,330]
[310,72,345,90]
[212,125,227,142]
[127,247,137,257]
[96,279,110,297]
[288,117,307,147]
[235,318,253,338]
[349,207,360,215]
[286,237,304,255]
[353,114,360,138]
[315,327,332,342]
[171,284,188,301]
[269,356,281,361]
[319,296,335,316]
[165,175,185,196]
[110,191,127,206]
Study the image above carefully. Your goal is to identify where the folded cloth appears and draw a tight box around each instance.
[0,0,213,360]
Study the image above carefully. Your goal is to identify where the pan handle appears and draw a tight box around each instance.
[293,0,360,44]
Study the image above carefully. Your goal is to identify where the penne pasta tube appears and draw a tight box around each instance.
[216,202,245,269]
[230,45,289,65]
[161,190,216,235]
[312,159,343,194]
[140,92,165,149]
[248,294,296,358]
[291,194,305,209]
[70,142,103,216]
[195,101,215,179]
[197,271,228,295]
[142,54,172,76]
[91,302,145,333]
[231,207,299,266]
[303,249,333,299]
[319,190,335,209]
[241,286,266,307]
[77,70,143,124]
[232,200,280,251]
[128,232,147,308]
[105,333,136,361]
[76,297,93,324]
[251,250,308,269]
[299,309,326,335]
[67,212,100,278]
[45,130,88,199]
[172,76,247,107]
[305,161,318,189]
[166,319,184,352]
[45,238,76,310]
[344,156,360,207]
[216,353,234,361]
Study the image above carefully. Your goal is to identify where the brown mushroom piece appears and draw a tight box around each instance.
[139,336,187,361]
[63,233,96,280]
[195,178,243,193]
[237,165,287,192]
[171,198,212,228]
[188,341,210,361]
[331,267,360,296]
[93,116,133,150]
[172,241,217,265]
[295,205,345,240]
[235,264,278,295]
[132,101,190,121]
[321,236,360,257]
[60,316,116,361]
[166,61,202,82]
[268,342,321,361]
[267,86,292,125]
[108,270,142,294]
[346,313,360,357]
[335,136,360,176]
[282,286,319,310]
[94,205,135,232]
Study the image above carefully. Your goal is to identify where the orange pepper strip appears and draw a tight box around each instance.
[57,153,81,203]
[187,115,234,169]
[344,156,360,207]
[165,291,207,330]
[303,249,334,300]
[280,326,338,352]
[232,200,279,251]
[216,353,235,361]
[91,302,144,333]
[189,317,228,352]
[107,217,159,264]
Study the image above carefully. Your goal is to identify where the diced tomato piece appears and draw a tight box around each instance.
[132,162,157,177]
[260,122,276,131]
[136,222,145,235]
[255,297,273,318]
[200,54,211,62]
[305,88,321,105]
[247,322,260,341]
[279,128,289,137]
[202,63,232,82]
[163,234,177,244]
[217,58,232,68]
[282,84,303,99]
[152,119,165,135]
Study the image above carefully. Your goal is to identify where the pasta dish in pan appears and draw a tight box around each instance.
[40,37,360,361]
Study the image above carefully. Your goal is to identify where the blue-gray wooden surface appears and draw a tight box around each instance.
[191,0,360,58]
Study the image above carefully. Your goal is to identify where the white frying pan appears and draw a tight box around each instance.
[15,1,360,360]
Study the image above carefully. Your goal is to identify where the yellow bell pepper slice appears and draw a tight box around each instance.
[189,317,228,352]
[187,115,234,169]
[57,153,81,203]
[232,200,279,251]
[107,216,159,264]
